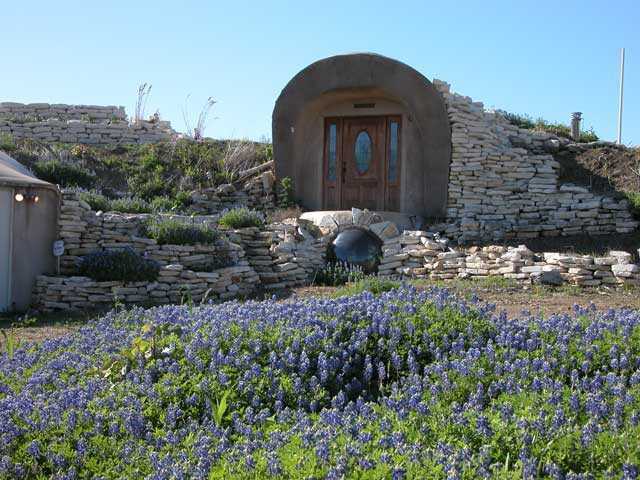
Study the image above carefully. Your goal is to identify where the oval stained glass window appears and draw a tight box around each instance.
[354,131,372,174]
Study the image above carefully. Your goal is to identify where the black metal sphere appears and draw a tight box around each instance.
[328,228,382,273]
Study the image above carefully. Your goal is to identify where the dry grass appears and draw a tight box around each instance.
[221,139,260,181]
[268,206,303,223]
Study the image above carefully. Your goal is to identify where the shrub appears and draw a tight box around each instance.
[109,197,151,214]
[277,176,295,207]
[149,192,193,213]
[78,247,159,282]
[0,133,16,152]
[32,159,96,188]
[218,207,264,229]
[78,191,110,212]
[625,191,640,218]
[143,218,218,245]
[500,111,600,142]
[312,262,365,286]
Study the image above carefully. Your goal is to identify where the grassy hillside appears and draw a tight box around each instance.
[0,134,271,211]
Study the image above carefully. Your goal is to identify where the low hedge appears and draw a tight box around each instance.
[218,207,264,229]
[78,248,159,282]
[143,218,218,245]
[33,160,96,188]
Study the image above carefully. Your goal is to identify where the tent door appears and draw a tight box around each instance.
[0,188,12,312]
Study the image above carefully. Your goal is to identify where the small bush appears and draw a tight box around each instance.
[143,218,218,245]
[32,160,96,188]
[0,133,16,152]
[625,191,640,219]
[579,127,599,143]
[78,191,110,212]
[218,207,264,229]
[313,262,365,287]
[78,248,159,282]
[110,197,151,214]
[500,111,600,142]
[149,192,193,213]
[277,176,295,208]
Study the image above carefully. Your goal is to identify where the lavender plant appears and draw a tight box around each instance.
[0,287,639,478]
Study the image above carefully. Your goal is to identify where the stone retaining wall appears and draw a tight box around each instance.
[189,172,276,215]
[59,191,224,274]
[0,102,175,145]
[378,229,640,287]
[34,263,259,312]
[432,80,638,242]
[228,223,325,290]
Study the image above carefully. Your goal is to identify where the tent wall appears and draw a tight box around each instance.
[10,188,59,311]
[0,188,12,311]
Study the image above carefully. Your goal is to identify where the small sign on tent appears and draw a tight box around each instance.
[52,240,64,257]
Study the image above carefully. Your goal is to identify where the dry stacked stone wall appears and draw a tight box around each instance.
[316,209,640,287]
[34,191,318,311]
[0,102,175,145]
[189,172,276,215]
[228,224,325,290]
[432,80,638,242]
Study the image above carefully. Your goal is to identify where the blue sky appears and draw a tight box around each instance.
[2,1,639,144]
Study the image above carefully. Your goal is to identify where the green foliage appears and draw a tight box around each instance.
[109,197,151,214]
[0,133,16,152]
[218,207,264,229]
[78,191,110,211]
[313,262,365,287]
[500,111,600,142]
[143,218,218,245]
[32,159,96,188]
[500,111,536,130]
[624,191,640,219]
[78,247,160,282]
[332,276,401,297]
[149,191,193,213]
[277,176,295,208]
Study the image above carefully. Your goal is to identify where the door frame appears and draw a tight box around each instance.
[0,188,14,312]
[322,115,401,211]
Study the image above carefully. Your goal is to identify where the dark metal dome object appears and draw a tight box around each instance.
[328,228,382,273]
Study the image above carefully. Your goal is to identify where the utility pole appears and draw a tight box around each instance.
[617,48,625,144]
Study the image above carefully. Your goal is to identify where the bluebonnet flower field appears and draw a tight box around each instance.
[1,285,640,479]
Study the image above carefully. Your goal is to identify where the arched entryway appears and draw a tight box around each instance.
[272,53,451,218]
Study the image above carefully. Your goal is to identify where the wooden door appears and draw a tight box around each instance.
[340,116,386,211]
[323,115,401,211]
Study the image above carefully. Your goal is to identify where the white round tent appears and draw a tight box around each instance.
[0,152,60,311]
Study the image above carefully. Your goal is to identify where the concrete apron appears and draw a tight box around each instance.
[300,210,417,232]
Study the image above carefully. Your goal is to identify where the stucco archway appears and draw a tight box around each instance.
[272,53,451,218]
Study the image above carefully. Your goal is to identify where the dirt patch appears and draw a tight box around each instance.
[0,311,92,347]
[557,145,640,196]
[288,280,640,319]
[493,232,640,258]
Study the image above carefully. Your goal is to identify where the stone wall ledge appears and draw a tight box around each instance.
[33,263,260,312]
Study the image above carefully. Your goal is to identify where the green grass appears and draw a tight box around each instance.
[332,276,400,297]
[500,111,599,142]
